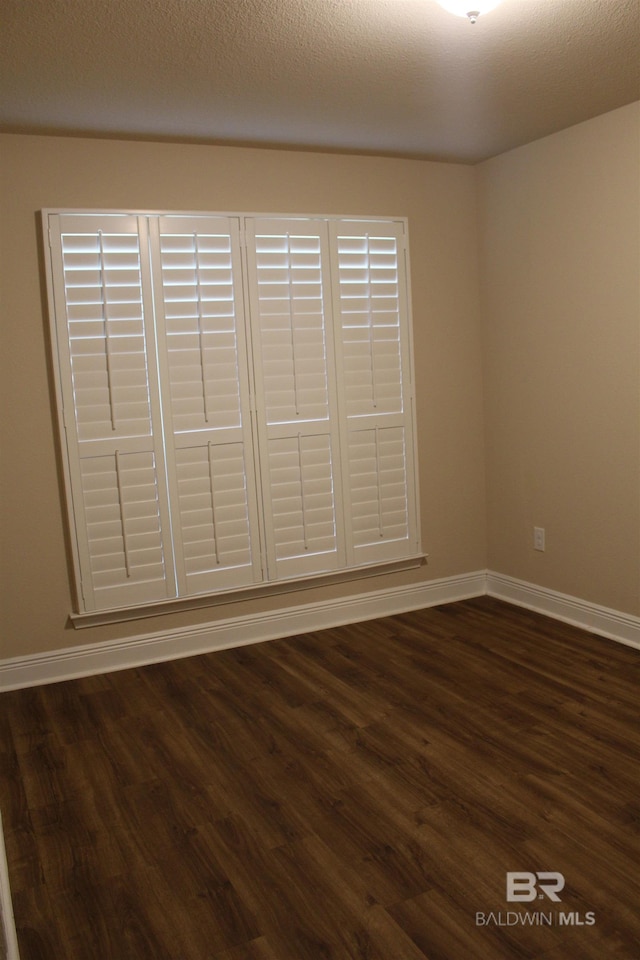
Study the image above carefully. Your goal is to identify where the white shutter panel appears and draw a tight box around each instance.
[151,217,262,595]
[47,209,421,616]
[47,214,175,611]
[330,221,419,565]
[245,218,345,580]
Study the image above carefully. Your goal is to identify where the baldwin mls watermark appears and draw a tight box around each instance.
[475,872,596,928]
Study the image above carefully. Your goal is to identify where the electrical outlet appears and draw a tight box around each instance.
[534,526,545,551]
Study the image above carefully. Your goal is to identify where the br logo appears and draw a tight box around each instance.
[506,872,565,902]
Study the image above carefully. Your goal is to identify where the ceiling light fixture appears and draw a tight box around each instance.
[437,0,502,23]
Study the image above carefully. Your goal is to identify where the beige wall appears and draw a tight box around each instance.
[0,135,487,659]
[478,102,640,615]
[3,104,637,665]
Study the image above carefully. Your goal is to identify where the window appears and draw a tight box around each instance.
[44,211,421,617]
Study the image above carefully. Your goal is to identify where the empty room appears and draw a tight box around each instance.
[1,0,639,957]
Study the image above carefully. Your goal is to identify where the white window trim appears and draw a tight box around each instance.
[44,209,423,622]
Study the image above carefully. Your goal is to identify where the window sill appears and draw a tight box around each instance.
[70,555,427,629]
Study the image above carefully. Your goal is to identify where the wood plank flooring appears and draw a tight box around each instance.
[1,596,639,960]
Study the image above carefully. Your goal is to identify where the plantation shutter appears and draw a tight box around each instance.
[330,220,419,565]
[150,216,262,595]
[47,214,175,611]
[46,209,421,618]
[244,218,346,580]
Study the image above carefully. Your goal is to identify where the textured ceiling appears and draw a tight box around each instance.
[1,0,639,162]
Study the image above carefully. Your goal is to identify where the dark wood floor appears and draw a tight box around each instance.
[2,596,639,960]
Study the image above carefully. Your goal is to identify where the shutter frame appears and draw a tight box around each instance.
[46,213,177,611]
[244,218,347,581]
[329,219,420,566]
[150,215,264,596]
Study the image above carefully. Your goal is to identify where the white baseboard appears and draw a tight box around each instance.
[0,812,20,960]
[2,570,638,691]
[487,571,640,651]
[0,571,487,691]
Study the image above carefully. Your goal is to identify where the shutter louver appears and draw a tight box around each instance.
[346,425,410,547]
[152,217,261,594]
[62,226,153,441]
[49,215,175,610]
[80,450,168,604]
[246,219,345,579]
[249,227,330,423]
[331,222,419,564]
[268,433,338,576]
[335,232,404,418]
[173,441,256,593]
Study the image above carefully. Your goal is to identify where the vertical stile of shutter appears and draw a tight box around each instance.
[329,220,420,565]
[244,218,345,581]
[150,216,262,595]
[46,213,176,611]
